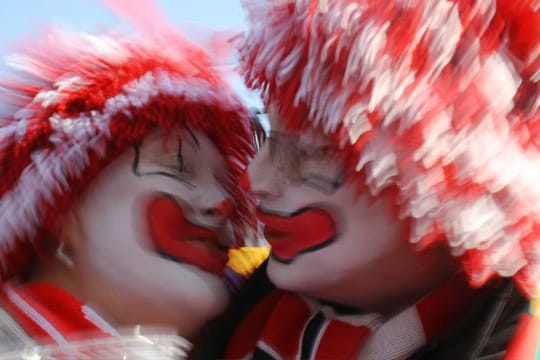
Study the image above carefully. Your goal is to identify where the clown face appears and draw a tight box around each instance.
[62,129,233,337]
[248,109,457,312]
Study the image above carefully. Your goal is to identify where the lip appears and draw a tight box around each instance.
[146,194,229,276]
[257,206,337,263]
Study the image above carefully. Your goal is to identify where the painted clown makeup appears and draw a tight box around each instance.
[146,195,230,276]
[135,130,233,276]
[0,0,257,349]
[205,0,540,358]
[64,130,233,333]
[248,112,456,310]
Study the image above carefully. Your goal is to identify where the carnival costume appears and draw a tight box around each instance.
[0,0,259,358]
[201,0,540,359]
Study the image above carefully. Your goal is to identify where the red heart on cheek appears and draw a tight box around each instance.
[146,194,229,276]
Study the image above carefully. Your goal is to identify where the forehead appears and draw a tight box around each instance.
[267,105,333,148]
[142,128,224,164]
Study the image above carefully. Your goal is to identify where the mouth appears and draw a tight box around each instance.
[146,194,229,276]
[257,206,337,263]
[263,227,290,240]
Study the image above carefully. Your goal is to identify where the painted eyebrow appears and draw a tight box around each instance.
[131,143,196,190]
[183,125,200,150]
[177,139,184,171]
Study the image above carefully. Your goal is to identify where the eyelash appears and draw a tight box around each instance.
[167,163,194,183]
[175,153,192,175]
[156,139,195,184]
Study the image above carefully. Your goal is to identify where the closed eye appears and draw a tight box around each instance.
[132,144,196,190]
[301,174,343,194]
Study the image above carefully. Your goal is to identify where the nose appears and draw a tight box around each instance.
[191,186,234,228]
[245,142,282,200]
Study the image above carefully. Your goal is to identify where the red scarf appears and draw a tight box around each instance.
[0,282,116,345]
[226,273,484,359]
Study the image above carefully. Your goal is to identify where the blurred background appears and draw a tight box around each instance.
[0,0,264,111]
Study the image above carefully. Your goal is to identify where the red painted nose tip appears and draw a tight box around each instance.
[239,172,251,192]
[219,199,234,219]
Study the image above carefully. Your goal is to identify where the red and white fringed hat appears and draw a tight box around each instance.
[239,0,540,297]
[0,2,256,281]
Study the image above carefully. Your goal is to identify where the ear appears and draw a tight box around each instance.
[54,205,86,260]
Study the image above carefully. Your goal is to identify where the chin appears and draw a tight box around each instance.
[179,269,229,317]
[267,256,352,299]
[126,266,229,334]
[146,286,228,339]
[267,257,321,293]
[182,295,228,338]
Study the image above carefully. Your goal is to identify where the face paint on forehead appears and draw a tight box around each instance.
[132,140,195,190]
[138,130,230,189]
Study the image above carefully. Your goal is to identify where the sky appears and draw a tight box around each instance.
[0,0,263,108]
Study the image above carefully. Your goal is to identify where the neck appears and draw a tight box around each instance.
[320,273,451,315]
[30,259,75,290]
[29,255,97,307]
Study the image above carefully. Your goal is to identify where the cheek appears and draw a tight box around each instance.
[266,249,357,293]
[76,188,161,276]
[78,196,140,251]
[80,212,149,272]
[266,192,408,290]
[332,204,407,268]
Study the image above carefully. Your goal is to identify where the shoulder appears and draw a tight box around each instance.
[410,281,527,360]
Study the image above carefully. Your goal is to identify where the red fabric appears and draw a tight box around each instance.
[0,288,53,342]
[258,292,313,358]
[313,320,372,359]
[225,290,283,359]
[504,313,540,360]
[225,273,483,359]
[416,273,482,340]
[0,283,109,344]
[226,290,373,359]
